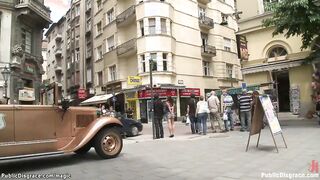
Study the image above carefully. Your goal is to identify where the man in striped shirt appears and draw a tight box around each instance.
[239,89,252,132]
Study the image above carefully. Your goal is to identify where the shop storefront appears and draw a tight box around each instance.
[179,88,200,116]
[138,88,177,122]
[125,91,140,120]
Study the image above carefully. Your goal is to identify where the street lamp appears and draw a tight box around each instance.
[149,58,155,139]
[1,66,10,104]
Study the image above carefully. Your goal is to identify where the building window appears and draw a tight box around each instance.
[141,55,146,73]
[150,53,157,71]
[71,52,75,63]
[163,53,168,71]
[140,20,144,36]
[97,0,102,11]
[75,5,80,16]
[96,21,102,35]
[96,46,103,60]
[263,0,280,11]
[149,18,156,34]
[268,46,287,58]
[87,68,92,83]
[221,13,228,24]
[203,61,210,76]
[97,71,103,86]
[21,27,32,53]
[109,65,116,81]
[107,8,114,24]
[75,50,80,62]
[226,64,233,78]
[107,35,115,51]
[224,38,231,52]
[161,18,167,34]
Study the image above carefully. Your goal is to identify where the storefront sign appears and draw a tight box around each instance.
[127,76,142,85]
[138,89,177,99]
[179,88,200,97]
[19,88,35,101]
[236,35,249,61]
[78,88,87,99]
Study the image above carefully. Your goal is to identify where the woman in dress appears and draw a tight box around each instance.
[166,96,175,137]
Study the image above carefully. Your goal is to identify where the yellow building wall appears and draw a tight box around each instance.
[289,65,314,116]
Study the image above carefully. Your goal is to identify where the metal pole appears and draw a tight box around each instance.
[149,58,155,139]
[4,80,8,104]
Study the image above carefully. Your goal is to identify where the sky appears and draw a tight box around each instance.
[44,0,71,23]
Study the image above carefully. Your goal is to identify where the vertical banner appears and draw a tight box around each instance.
[236,35,249,61]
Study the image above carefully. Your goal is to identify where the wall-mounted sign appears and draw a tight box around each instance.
[236,35,249,61]
[179,88,200,97]
[19,88,35,101]
[178,80,184,85]
[24,63,35,74]
[78,88,87,99]
[128,76,142,85]
[138,89,177,99]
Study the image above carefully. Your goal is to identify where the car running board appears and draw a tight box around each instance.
[0,151,64,161]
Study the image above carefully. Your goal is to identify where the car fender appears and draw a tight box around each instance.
[60,116,123,153]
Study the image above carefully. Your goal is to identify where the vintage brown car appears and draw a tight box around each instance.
[0,85,123,160]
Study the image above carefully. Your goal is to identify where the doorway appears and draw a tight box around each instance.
[274,71,290,112]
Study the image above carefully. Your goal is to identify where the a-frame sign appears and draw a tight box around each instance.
[246,95,287,153]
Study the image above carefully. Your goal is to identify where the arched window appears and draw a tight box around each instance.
[268,46,288,58]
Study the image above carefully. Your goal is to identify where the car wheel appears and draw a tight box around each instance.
[94,127,123,159]
[74,144,91,155]
[130,125,139,136]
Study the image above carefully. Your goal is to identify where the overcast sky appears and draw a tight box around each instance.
[45,0,71,22]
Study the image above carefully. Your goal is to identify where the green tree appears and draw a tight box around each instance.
[263,0,320,49]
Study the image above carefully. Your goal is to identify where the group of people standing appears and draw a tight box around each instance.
[186,89,260,135]
[152,88,261,139]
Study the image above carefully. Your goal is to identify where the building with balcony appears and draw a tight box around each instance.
[0,0,52,104]
[91,0,241,119]
[236,0,319,117]
[62,0,94,103]
[45,17,66,97]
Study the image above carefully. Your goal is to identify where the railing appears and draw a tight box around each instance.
[201,45,216,56]
[16,0,51,20]
[116,5,135,25]
[116,39,137,56]
[199,16,214,29]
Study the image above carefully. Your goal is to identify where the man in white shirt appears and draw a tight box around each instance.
[207,91,225,132]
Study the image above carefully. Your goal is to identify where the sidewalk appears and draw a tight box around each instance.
[124,116,319,144]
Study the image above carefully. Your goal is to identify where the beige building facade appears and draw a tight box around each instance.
[236,0,316,117]
[45,17,66,96]
[92,0,241,119]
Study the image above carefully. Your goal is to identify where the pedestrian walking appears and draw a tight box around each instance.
[239,89,253,132]
[196,95,210,135]
[207,91,225,132]
[153,94,164,139]
[222,90,234,131]
[187,93,198,134]
[165,96,175,138]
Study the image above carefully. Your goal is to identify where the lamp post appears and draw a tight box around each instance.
[1,66,10,104]
[149,58,155,139]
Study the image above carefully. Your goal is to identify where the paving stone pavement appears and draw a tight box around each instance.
[0,122,319,180]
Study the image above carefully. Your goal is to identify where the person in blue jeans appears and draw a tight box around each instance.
[222,90,234,131]
[196,95,210,135]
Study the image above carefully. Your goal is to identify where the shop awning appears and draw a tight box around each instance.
[215,85,260,96]
[242,59,305,75]
[80,93,114,106]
